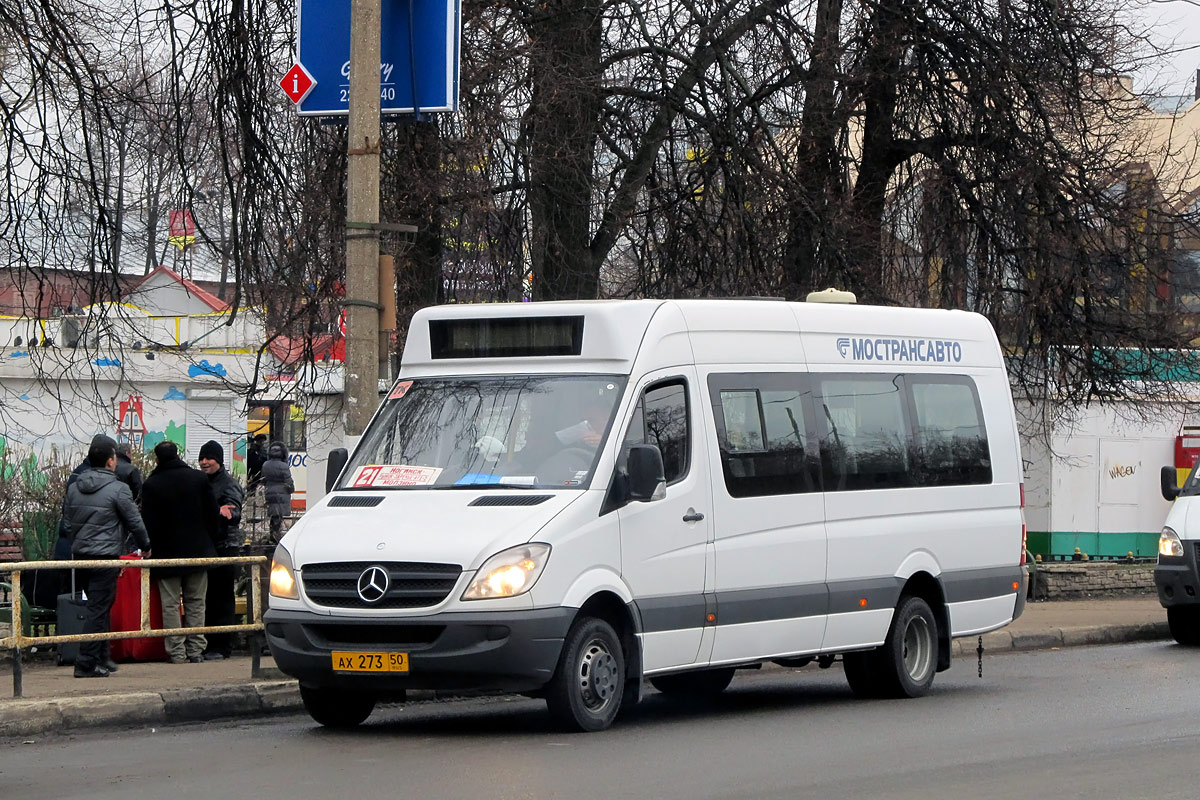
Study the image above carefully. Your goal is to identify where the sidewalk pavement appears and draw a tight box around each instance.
[0,595,1172,739]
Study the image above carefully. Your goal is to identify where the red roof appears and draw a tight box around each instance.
[131,266,230,312]
[267,334,345,366]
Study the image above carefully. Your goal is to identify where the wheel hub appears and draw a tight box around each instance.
[902,615,934,681]
[578,640,619,711]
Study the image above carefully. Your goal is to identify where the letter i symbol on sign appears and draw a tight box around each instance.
[279,63,316,106]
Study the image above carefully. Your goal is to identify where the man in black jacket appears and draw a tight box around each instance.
[197,440,243,660]
[115,440,145,502]
[141,441,221,664]
[61,439,151,678]
[246,434,268,489]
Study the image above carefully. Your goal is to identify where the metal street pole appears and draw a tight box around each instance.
[344,0,382,438]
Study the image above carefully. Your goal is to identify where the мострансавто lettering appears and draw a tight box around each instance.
[842,337,963,363]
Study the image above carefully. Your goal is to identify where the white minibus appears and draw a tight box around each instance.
[1157,465,1200,645]
[264,298,1028,731]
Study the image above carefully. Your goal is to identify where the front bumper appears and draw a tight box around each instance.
[264,606,575,695]
[1155,553,1200,609]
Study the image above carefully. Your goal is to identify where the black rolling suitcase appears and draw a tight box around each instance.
[55,592,87,665]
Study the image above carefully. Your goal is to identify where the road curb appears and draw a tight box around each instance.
[950,621,1171,657]
[0,681,306,740]
[1,622,1176,739]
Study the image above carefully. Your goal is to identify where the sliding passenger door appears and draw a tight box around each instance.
[704,371,829,665]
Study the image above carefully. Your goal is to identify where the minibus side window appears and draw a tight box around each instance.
[908,377,992,486]
[618,379,690,485]
[816,374,912,491]
[707,372,816,498]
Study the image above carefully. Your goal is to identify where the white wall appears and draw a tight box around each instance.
[1041,403,1179,535]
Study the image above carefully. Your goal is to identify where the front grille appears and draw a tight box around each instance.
[304,624,445,647]
[302,561,462,609]
[327,495,384,508]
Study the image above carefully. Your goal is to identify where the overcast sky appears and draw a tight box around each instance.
[1140,0,1200,94]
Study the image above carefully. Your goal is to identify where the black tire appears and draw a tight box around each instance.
[300,686,376,728]
[1167,607,1200,646]
[545,617,625,732]
[650,667,735,697]
[875,595,938,698]
[842,651,881,698]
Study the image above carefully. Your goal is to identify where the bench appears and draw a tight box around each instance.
[0,581,57,638]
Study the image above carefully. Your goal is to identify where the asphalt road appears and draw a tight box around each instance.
[3,641,1197,800]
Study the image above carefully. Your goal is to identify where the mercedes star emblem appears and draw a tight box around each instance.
[357,565,390,603]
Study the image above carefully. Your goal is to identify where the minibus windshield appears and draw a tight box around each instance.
[339,375,626,490]
[1181,460,1200,498]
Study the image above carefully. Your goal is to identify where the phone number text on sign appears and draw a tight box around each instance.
[350,465,443,487]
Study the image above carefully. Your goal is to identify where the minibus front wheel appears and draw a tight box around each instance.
[300,686,377,728]
[545,616,625,732]
[1167,607,1200,646]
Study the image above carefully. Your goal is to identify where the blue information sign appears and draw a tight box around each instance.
[297,0,461,116]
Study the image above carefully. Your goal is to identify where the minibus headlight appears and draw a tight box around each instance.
[1159,527,1184,559]
[462,544,551,600]
[1156,527,1185,561]
[270,545,300,599]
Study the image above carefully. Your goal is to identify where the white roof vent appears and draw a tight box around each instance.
[805,288,857,304]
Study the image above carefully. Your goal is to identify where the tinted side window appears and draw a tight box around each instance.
[621,380,690,484]
[909,378,991,485]
[816,375,911,491]
[708,373,815,498]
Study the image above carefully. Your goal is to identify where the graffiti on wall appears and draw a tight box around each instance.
[117,395,147,450]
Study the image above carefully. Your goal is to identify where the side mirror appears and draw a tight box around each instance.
[327,448,349,492]
[1162,465,1181,502]
[627,444,666,502]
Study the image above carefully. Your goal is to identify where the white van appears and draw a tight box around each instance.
[1157,466,1200,645]
[264,298,1028,731]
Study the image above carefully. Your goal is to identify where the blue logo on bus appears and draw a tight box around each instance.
[838,336,963,363]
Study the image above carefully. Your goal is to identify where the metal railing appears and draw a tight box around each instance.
[1,555,270,698]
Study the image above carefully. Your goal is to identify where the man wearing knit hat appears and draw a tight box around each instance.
[197,439,243,660]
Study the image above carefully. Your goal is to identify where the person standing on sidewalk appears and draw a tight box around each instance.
[261,441,295,542]
[246,433,268,490]
[197,440,243,660]
[140,441,221,664]
[61,439,152,678]
[114,440,145,503]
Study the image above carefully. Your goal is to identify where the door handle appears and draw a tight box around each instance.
[682,509,705,523]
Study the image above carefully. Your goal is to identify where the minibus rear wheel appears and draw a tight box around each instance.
[546,616,625,732]
[842,651,880,698]
[877,595,938,698]
[300,686,376,728]
[1167,607,1200,646]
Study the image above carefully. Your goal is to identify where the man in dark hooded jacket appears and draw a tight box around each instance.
[54,434,144,595]
[141,440,221,663]
[197,439,243,660]
[261,441,294,541]
[61,439,151,678]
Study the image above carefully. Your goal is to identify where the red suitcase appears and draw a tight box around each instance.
[109,554,168,662]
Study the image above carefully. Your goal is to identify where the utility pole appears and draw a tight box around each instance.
[344,0,383,439]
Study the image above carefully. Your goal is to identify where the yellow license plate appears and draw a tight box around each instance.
[331,651,409,673]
